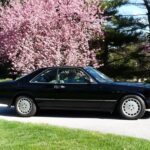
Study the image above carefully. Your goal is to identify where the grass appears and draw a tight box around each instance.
[0,78,12,82]
[0,120,149,150]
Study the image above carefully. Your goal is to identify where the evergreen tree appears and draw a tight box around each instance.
[95,0,148,80]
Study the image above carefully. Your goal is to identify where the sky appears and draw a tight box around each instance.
[119,0,148,15]
[119,0,149,32]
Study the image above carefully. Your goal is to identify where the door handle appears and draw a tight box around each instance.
[54,85,66,89]
[54,85,59,89]
[60,85,65,89]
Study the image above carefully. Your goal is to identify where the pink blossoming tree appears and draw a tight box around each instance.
[0,0,104,74]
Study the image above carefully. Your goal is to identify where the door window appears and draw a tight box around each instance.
[58,68,90,84]
[31,69,57,83]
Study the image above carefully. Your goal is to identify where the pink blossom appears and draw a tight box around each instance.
[0,0,104,74]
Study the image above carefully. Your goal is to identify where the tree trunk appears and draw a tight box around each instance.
[143,0,150,31]
[102,40,109,68]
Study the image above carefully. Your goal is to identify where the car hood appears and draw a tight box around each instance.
[112,82,150,89]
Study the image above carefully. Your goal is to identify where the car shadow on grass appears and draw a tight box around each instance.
[0,105,150,120]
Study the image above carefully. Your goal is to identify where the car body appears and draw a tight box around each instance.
[0,66,150,119]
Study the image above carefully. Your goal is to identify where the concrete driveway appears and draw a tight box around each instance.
[0,104,150,140]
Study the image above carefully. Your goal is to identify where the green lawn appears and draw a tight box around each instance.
[0,120,149,150]
[0,79,12,82]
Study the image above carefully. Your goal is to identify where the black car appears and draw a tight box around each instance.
[0,66,150,119]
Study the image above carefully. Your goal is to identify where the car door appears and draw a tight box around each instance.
[50,67,98,110]
[53,68,117,111]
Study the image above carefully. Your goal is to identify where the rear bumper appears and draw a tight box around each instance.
[0,98,10,106]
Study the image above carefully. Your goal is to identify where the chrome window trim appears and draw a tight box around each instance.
[57,68,97,85]
[29,68,58,84]
[29,67,97,85]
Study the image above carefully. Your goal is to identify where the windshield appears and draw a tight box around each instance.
[85,67,113,83]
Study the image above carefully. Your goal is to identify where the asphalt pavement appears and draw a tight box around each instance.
[0,104,150,140]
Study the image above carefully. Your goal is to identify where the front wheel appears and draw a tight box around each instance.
[15,96,37,117]
[119,95,146,120]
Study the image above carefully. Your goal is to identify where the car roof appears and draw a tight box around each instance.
[18,66,92,82]
[45,66,84,69]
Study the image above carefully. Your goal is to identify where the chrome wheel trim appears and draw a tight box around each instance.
[122,98,141,117]
[17,97,32,115]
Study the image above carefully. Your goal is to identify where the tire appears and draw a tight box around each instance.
[119,95,146,120]
[15,96,37,117]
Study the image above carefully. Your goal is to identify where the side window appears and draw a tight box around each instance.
[58,68,90,84]
[31,69,57,83]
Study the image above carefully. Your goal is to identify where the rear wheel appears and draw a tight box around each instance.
[15,96,37,117]
[119,95,146,120]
